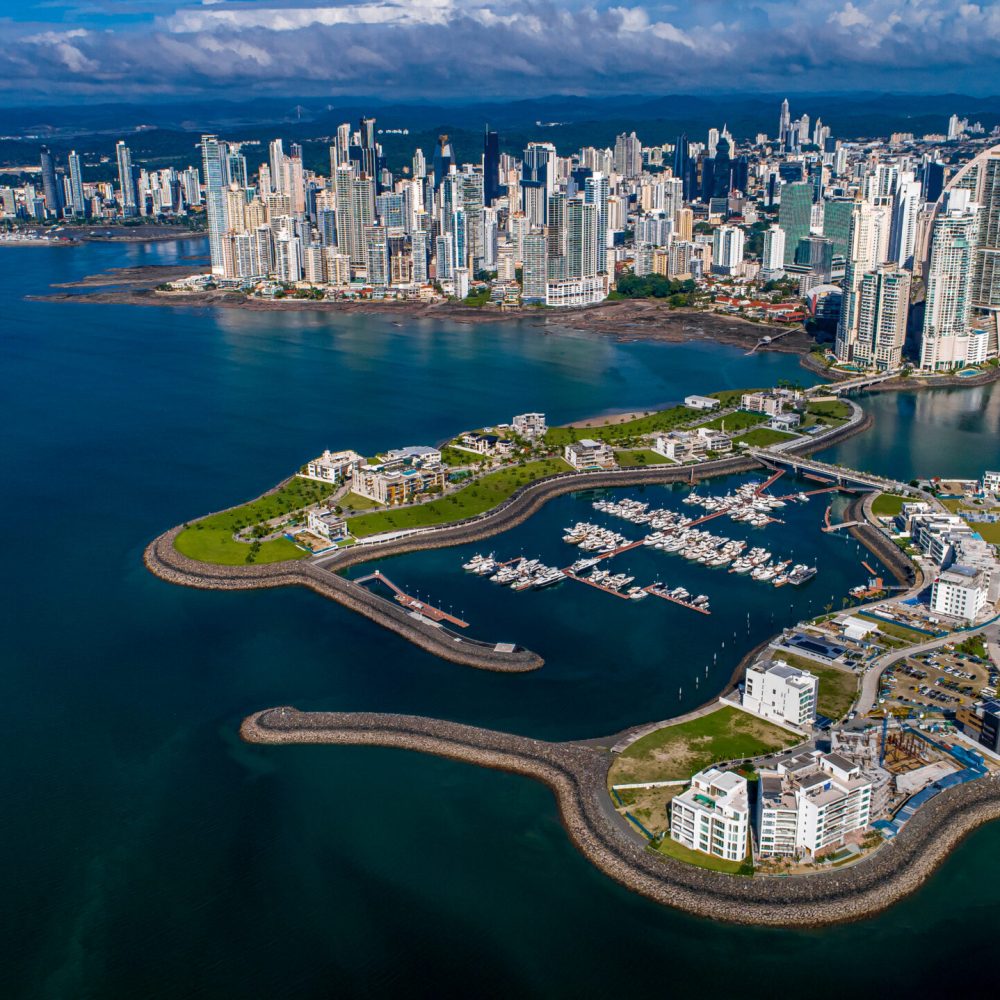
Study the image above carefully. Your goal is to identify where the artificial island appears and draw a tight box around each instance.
[146,369,1000,926]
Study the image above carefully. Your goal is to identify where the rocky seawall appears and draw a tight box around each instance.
[144,401,876,668]
[242,706,1000,927]
[144,527,542,672]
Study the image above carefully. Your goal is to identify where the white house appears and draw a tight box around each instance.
[757,750,874,858]
[743,660,818,728]
[651,431,706,462]
[695,426,733,453]
[306,509,349,542]
[983,470,1000,494]
[303,449,363,484]
[564,439,617,470]
[512,412,547,438]
[684,395,720,411]
[931,565,990,622]
[670,767,750,863]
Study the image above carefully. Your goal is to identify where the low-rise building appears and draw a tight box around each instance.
[383,445,442,467]
[956,699,1000,753]
[670,767,750,863]
[983,470,1000,494]
[303,449,363,484]
[769,412,801,432]
[740,388,804,416]
[306,509,349,542]
[695,426,733,453]
[684,394,721,411]
[757,750,874,858]
[564,438,617,471]
[651,430,707,462]
[931,564,990,622]
[743,659,818,728]
[512,412,547,438]
[351,463,445,506]
[459,432,514,457]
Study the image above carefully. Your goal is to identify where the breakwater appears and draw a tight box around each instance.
[242,706,1000,927]
[145,397,875,668]
[144,527,542,672]
[845,492,922,589]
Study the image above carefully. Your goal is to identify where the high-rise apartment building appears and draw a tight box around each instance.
[851,264,911,371]
[200,135,229,275]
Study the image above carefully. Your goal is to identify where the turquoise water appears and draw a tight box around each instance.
[3,238,998,998]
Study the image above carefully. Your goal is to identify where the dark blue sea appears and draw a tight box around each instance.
[4,237,1000,998]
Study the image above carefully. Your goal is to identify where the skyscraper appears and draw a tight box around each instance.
[432,136,454,191]
[483,128,500,206]
[116,141,137,217]
[777,183,813,264]
[200,135,229,275]
[920,194,980,371]
[584,172,609,274]
[779,98,791,143]
[613,132,642,179]
[836,199,892,362]
[889,173,922,269]
[761,225,786,280]
[67,150,85,217]
[567,200,599,279]
[39,146,63,217]
[851,265,911,371]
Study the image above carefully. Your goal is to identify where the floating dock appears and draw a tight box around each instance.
[644,585,711,615]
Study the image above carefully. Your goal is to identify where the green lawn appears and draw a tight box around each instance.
[653,835,750,875]
[806,399,852,421]
[791,659,859,720]
[346,458,572,537]
[440,445,480,467]
[543,405,692,448]
[856,613,930,644]
[174,476,333,565]
[701,411,769,432]
[735,427,797,448]
[871,493,908,518]
[609,706,799,785]
[340,491,383,512]
[615,448,672,467]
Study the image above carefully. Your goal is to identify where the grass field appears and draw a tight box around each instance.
[174,476,333,564]
[871,493,908,518]
[734,427,797,448]
[774,655,859,719]
[615,448,672,467]
[345,458,572,537]
[700,411,769,432]
[856,613,931,644]
[653,834,750,874]
[939,499,1000,544]
[543,406,692,447]
[806,399,852,421]
[609,706,798,786]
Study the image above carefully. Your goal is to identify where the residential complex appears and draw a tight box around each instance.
[757,750,874,858]
[669,768,750,863]
[743,660,819,728]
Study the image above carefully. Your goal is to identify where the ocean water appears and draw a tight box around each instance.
[3,238,999,999]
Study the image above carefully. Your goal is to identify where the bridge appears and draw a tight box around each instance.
[805,370,900,396]
[750,448,909,493]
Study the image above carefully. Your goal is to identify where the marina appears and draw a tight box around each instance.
[458,474,824,614]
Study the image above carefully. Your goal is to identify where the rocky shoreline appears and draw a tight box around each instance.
[143,397,881,667]
[241,706,1000,927]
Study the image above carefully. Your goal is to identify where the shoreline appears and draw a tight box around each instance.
[240,706,1000,928]
[144,398,877,665]
[31,266,815,354]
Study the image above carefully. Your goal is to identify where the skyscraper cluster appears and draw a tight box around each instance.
[9,100,999,346]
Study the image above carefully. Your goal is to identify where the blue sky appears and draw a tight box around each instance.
[2,1,999,101]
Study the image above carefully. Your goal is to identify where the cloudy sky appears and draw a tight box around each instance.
[3,0,999,101]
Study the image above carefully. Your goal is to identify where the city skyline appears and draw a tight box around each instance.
[4,1,1000,101]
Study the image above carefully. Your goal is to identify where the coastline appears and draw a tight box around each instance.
[241,706,1000,928]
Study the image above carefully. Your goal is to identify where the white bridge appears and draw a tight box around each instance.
[750,448,908,493]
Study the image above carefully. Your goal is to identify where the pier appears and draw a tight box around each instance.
[355,571,470,628]
[644,584,711,614]
[564,571,633,599]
